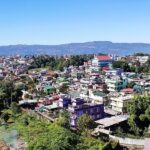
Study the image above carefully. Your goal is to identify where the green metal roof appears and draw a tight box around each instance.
[93,91,106,97]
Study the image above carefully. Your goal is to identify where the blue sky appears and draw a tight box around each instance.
[0,0,150,45]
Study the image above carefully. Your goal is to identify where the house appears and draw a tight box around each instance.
[68,98,104,126]
[121,88,134,94]
[105,76,128,92]
[91,55,112,71]
[105,68,123,76]
[59,95,72,108]
[110,93,133,113]
[136,56,149,64]
[89,90,108,105]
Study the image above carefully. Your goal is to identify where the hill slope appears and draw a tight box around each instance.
[0,41,149,55]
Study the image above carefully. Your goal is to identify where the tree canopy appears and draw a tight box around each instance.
[127,94,150,135]
[77,114,95,132]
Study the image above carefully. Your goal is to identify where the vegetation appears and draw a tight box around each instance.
[112,59,150,73]
[5,112,103,150]
[77,114,95,133]
[29,55,94,71]
[112,61,130,72]
[112,94,150,138]
[0,86,124,150]
[0,106,123,150]
[127,94,150,136]
[0,80,23,110]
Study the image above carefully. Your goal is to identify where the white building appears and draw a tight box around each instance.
[110,94,133,113]
[136,56,149,64]
[105,76,128,92]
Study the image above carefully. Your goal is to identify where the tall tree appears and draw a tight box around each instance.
[128,95,150,135]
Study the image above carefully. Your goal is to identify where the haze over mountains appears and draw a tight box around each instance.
[0,41,150,56]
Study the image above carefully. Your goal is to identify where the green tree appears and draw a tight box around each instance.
[10,102,21,114]
[27,124,78,150]
[55,110,70,129]
[102,140,121,150]
[127,95,150,135]
[0,87,6,109]
[77,136,103,150]
[77,114,95,132]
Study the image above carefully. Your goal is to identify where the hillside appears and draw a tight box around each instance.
[0,41,150,55]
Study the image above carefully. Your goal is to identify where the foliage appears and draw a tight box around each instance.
[127,94,150,135]
[77,114,95,132]
[29,54,94,71]
[10,102,21,114]
[112,59,150,73]
[0,80,23,108]
[102,140,121,150]
[112,61,130,72]
[5,112,106,150]
[9,113,78,150]
[2,112,10,123]
[77,136,103,150]
[55,110,70,129]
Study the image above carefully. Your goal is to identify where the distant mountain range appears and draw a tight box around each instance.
[0,41,150,56]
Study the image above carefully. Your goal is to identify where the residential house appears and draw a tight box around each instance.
[68,98,104,126]
[91,55,112,71]
[89,90,108,105]
[105,76,128,92]
[110,93,133,113]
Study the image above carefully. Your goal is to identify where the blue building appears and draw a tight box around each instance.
[59,96,72,108]
[68,98,104,126]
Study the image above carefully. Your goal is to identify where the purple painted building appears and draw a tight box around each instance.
[68,98,104,126]
[59,96,72,108]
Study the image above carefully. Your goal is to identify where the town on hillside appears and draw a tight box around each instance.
[0,53,150,150]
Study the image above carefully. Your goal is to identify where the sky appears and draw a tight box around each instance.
[0,0,150,45]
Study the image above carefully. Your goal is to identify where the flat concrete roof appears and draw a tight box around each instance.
[95,115,128,128]
[104,108,120,116]
[93,128,111,135]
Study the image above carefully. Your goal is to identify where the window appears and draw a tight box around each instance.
[97,107,100,113]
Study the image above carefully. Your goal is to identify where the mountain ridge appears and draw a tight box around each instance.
[0,41,149,56]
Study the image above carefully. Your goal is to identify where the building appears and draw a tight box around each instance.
[136,56,149,64]
[68,98,104,126]
[110,94,133,113]
[59,95,72,108]
[105,68,123,76]
[91,55,112,71]
[105,76,128,92]
[89,90,108,105]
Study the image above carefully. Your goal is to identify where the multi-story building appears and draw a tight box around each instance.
[110,94,133,113]
[105,68,123,76]
[68,98,104,126]
[105,76,128,92]
[89,90,108,105]
[59,95,72,108]
[91,55,112,71]
[136,56,149,64]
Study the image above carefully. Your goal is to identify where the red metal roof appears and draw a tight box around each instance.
[121,88,134,93]
[96,55,112,61]
[102,67,110,71]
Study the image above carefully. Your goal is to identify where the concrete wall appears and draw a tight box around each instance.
[109,135,145,147]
